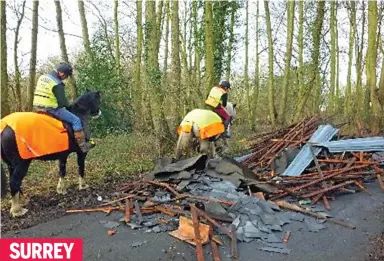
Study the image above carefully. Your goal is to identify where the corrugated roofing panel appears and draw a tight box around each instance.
[281,125,339,176]
[316,137,384,152]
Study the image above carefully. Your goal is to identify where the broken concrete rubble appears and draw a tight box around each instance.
[67,116,384,260]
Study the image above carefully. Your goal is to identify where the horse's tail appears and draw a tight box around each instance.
[175,132,184,160]
[1,163,8,199]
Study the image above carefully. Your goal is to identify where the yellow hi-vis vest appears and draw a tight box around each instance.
[205,86,227,108]
[33,74,61,108]
[178,109,225,140]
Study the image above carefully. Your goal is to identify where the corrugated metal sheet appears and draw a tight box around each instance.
[315,137,384,152]
[281,125,339,176]
[234,153,252,163]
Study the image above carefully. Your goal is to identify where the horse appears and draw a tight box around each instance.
[1,90,101,217]
[175,102,237,159]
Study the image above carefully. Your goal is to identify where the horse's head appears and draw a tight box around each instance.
[69,90,101,118]
[225,102,237,124]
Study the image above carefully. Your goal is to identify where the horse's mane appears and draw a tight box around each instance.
[68,90,100,115]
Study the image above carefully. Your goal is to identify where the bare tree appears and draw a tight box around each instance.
[344,1,356,116]
[279,0,295,124]
[1,0,10,116]
[366,0,380,131]
[26,0,39,111]
[54,0,77,99]
[77,0,92,59]
[205,1,214,93]
[11,1,26,111]
[114,0,121,75]
[264,0,277,126]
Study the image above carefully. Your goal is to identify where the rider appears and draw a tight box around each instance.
[32,61,93,153]
[204,80,232,138]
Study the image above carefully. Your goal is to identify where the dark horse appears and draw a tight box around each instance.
[1,90,101,217]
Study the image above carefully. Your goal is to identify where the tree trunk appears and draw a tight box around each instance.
[366,0,379,132]
[311,1,326,114]
[155,0,164,56]
[378,36,384,105]
[180,0,191,114]
[13,1,26,111]
[335,10,340,114]
[171,0,181,121]
[355,1,365,119]
[225,2,236,80]
[279,0,295,124]
[344,1,356,116]
[77,0,92,59]
[144,0,170,152]
[264,0,276,126]
[26,0,39,111]
[192,1,203,102]
[114,0,121,75]
[295,0,305,121]
[133,0,148,129]
[244,0,250,127]
[378,40,384,110]
[212,1,228,84]
[329,0,336,113]
[376,8,384,110]
[205,0,214,93]
[1,0,10,116]
[163,0,169,79]
[54,0,77,100]
[252,0,260,129]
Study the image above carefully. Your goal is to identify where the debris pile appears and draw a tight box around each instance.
[66,116,384,260]
[239,116,384,209]
[67,154,362,259]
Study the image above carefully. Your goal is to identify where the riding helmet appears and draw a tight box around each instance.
[55,62,73,76]
[219,80,231,89]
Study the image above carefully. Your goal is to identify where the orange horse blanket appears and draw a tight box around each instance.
[1,112,70,159]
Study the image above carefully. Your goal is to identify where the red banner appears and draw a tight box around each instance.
[0,238,83,261]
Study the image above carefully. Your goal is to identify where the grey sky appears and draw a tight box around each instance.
[5,0,383,89]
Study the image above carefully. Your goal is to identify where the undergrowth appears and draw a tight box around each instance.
[0,128,251,210]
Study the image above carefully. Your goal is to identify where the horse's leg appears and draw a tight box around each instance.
[7,163,29,206]
[221,137,230,154]
[57,156,68,195]
[175,132,193,160]
[10,161,31,217]
[77,152,89,190]
[199,139,211,156]
[211,141,218,158]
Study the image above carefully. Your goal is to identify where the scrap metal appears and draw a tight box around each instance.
[191,205,205,261]
[315,137,384,152]
[282,125,339,176]
[210,228,221,261]
[65,119,384,259]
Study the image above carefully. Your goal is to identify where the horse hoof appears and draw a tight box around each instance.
[10,207,29,217]
[20,197,30,207]
[57,178,67,195]
[79,183,89,190]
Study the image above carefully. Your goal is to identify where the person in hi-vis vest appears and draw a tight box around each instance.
[33,62,93,153]
[204,80,232,138]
